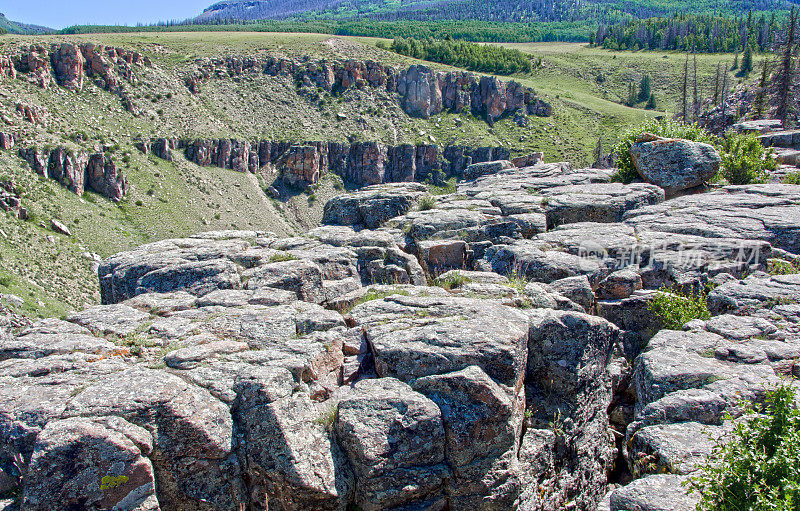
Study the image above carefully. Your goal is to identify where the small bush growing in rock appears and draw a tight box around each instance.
[612,119,716,184]
[647,286,710,330]
[687,385,800,511]
[719,133,775,185]
[269,252,298,263]
[767,258,800,275]
[434,272,472,290]
[0,272,12,287]
[418,195,437,211]
[782,172,800,185]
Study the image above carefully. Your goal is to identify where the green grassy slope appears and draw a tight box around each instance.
[0,32,755,317]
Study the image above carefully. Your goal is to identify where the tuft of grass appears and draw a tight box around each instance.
[313,404,337,431]
[427,177,458,196]
[781,172,800,185]
[434,272,473,290]
[418,195,437,211]
[647,286,711,330]
[687,385,800,511]
[269,252,299,263]
[343,288,409,313]
[506,268,529,293]
[767,258,800,276]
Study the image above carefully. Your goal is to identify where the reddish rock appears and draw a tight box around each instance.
[0,56,15,80]
[86,153,128,202]
[50,43,85,91]
[280,145,322,186]
[18,45,52,88]
[16,103,45,126]
[48,148,87,195]
[511,152,544,168]
[0,133,14,150]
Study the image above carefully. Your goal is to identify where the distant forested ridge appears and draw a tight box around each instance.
[592,12,786,52]
[386,37,534,74]
[195,0,793,24]
[60,19,594,42]
[0,12,53,34]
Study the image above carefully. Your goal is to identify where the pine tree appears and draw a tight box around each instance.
[646,93,657,110]
[693,50,699,121]
[682,52,689,121]
[753,59,770,119]
[732,53,739,70]
[638,74,651,103]
[593,137,604,166]
[774,7,798,126]
[741,43,753,76]
[627,82,637,107]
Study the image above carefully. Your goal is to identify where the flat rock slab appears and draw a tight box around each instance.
[348,295,529,388]
[623,185,800,253]
[322,182,428,228]
[610,474,699,511]
[540,183,664,228]
[708,272,800,314]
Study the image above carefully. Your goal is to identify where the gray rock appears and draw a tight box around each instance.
[628,421,724,476]
[335,378,448,510]
[464,160,514,180]
[541,183,664,228]
[708,273,800,314]
[236,391,353,511]
[547,275,595,310]
[67,304,151,337]
[414,366,523,510]
[610,474,699,511]
[623,184,800,254]
[349,295,529,388]
[22,417,158,511]
[244,259,324,303]
[630,135,721,194]
[322,183,428,228]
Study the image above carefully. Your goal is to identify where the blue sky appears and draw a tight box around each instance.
[1,0,212,29]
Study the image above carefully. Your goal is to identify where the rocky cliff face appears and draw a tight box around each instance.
[139,137,513,187]
[18,146,128,201]
[185,56,552,124]
[1,155,799,511]
[13,42,150,112]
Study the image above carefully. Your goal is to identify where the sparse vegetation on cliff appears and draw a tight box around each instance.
[688,385,800,511]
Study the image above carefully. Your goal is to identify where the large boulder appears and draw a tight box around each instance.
[629,134,721,195]
[335,378,449,510]
[22,417,159,511]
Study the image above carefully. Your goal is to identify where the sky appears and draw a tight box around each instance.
[1,0,212,29]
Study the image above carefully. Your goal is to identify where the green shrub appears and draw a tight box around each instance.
[427,177,458,196]
[418,195,437,211]
[434,272,473,290]
[767,258,800,275]
[0,273,12,287]
[647,286,711,330]
[612,119,716,184]
[781,172,800,185]
[719,133,775,185]
[269,252,298,263]
[688,385,800,511]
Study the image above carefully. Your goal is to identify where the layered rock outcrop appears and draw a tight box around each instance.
[185,57,552,124]
[2,153,800,511]
[140,137,513,187]
[12,43,150,113]
[18,146,127,201]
